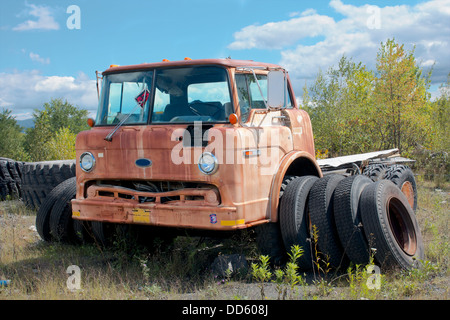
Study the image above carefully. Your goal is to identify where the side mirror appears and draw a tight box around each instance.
[267,70,286,109]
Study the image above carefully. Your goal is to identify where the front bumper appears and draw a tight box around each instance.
[71,184,255,230]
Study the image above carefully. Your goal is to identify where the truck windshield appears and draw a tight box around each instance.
[151,66,232,123]
[96,71,153,126]
[96,66,233,126]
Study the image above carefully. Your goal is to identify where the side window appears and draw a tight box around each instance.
[235,74,250,122]
[236,73,293,122]
[248,74,267,109]
[108,83,123,115]
[235,74,269,122]
[152,87,170,121]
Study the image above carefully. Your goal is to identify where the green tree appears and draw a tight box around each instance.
[24,98,89,161]
[45,127,77,160]
[302,56,376,157]
[374,38,432,155]
[0,109,30,161]
[24,109,52,161]
[430,73,450,152]
[302,39,433,158]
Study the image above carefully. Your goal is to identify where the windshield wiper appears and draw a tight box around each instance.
[104,104,141,141]
[104,82,149,142]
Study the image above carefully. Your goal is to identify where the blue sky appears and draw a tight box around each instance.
[1,0,449,119]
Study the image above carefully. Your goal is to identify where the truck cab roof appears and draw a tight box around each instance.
[102,58,284,74]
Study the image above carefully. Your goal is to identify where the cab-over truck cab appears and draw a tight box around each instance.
[71,59,321,236]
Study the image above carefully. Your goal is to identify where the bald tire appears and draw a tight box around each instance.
[279,175,319,270]
[333,175,373,265]
[308,174,348,270]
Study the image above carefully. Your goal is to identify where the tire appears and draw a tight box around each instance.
[73,220,94,244]
[0,159,9,200]
[360,180,424,270]
[279,175,318,270]
[333,175,373,265]
[21,160,76,209]
[308,174,348,269]
[255,222,286,266]
[36,177,76,242]
[0,179,7,200]
[49,177,77,243]
[363,163,388,182]
[255,176,299,266]
[384,165,417,212]
[0,159,20,200]
[91,221,128,247]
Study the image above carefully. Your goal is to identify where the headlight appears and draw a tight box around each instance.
[198,152,218,175]
[80,152,96,172]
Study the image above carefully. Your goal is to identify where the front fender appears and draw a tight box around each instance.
[267,151,322,222]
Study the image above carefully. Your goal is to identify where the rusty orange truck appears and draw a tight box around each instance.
[36,58,424,271]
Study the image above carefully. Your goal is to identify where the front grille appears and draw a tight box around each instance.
[84,180,221,206]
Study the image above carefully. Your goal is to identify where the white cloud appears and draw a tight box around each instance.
[228,0,450,88]
[13,3,59,31]
[29,52,50,64]
[0,70,98,117]
[228,10,335,50]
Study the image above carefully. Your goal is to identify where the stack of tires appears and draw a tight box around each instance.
[262,164,423,272]
[21,160,76,209]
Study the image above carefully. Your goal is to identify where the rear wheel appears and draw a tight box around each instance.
[360,180,424,270]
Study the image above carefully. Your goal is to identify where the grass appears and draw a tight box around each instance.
[0,177,448,300]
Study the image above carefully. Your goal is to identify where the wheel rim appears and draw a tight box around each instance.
[386,197,417,256]
[401,181,415,209]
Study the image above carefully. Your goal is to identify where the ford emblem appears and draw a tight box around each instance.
[135,158,152,168]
